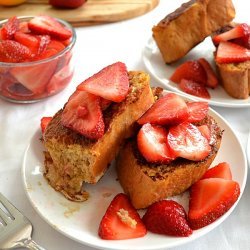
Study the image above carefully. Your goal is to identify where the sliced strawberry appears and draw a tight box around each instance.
[10,59,58,94]
[35,48,58,60]
[0,16,19,40]
[100,98,112,111]
[168,122,211,161]
[61,90,105,139]
[179,79,211,99]
[0,40,31,63]
[143,200,192,237]
[28,16,72,40]
[18,21,30,33]
[187,101,209,123]
[232,34,250,49]
[46,64,73,94]
[14,32,40,55]
[98,193,147,240]
[197,125,211,142]
[137,123,176,164]
[36,35,51,55]
[40,116,52,134]
[77,62,129,102]
[170,60,207,85]
[198,58,219,89]
[137,93,189,125]
[201,162,232,180]
[216,41,250,64]
[47,39,65,52]
[188,178,240,229]
[212,23,250,45]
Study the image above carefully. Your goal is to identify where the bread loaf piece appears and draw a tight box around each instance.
[116,115,223,209]
[152,0,235,63]
[43,71,155,201]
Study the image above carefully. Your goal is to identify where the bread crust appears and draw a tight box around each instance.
[116,115,223,209]
[216,58,250,99]
[43,71,155,201]
[152,0,235,63]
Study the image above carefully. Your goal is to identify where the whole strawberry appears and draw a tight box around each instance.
[142,200,192,237]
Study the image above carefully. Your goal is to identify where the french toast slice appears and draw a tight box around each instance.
[43,71,155,201]
[116,92,223,209]
[152,0,235,63]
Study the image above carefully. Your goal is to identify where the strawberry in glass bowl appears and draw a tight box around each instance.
[0,15,76,103]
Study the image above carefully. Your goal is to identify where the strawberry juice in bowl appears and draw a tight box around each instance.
[0,15,76,103]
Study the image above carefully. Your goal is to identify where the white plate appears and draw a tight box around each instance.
[247,131,250,167]
[22,92,248,250]
[142,37,250,108]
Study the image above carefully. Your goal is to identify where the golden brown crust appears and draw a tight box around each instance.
[216,61,250,99]
[43,71,155,201]
[116,115,223,209]
[152,0,235,63]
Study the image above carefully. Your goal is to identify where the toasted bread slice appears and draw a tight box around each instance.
[152,0,235,63]
[116,115,223,209]
[43,71,155,201]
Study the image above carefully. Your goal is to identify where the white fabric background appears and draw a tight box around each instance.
[0,0,249,249]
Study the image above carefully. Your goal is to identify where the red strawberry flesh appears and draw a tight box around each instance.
[201,162,232,180]
[188,178,240,229]
[167,122,211,161]
[137,123,176,164]
[98,193,147,240]
[137,93,189,125]
[216,41,250,64]
[180,79,211,99]
[187,101,209,123]
[143,200,192,237]
[1,16,19,40]
[40,116,52,133]
[61,90,105,140]
[77,62,129,102]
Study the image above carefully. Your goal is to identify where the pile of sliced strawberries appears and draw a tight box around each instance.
[0,15,74,101]
[213,23,250,64]
[60,62,129,139]
[136,93,211,163]
[98,162,240,239]
[170,57,219,99]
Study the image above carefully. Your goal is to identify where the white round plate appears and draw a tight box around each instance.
[247,131,250,167]
[142,37,250,108]
[22,91,247,250]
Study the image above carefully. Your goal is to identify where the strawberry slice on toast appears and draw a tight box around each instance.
[167,122,211,161]
[188,178,240,229]
[216,41,250,63]
[137,123,176,164]
[98,193,147,240]
[40,116,52,134]
[61,90,105,140]
[77,62,129,102]
[187,101,209,123]
[137,93,189,125]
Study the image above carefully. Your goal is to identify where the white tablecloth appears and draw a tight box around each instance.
[1,0,250,249]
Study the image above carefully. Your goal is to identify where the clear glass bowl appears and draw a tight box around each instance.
[0,16,76,103]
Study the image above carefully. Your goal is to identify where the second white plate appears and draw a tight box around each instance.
[142,37,250,108]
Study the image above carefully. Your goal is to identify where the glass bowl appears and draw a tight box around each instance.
[0,16,76,103]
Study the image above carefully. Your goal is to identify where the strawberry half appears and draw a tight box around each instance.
[212,23,250,45]
[61,90,105,140]
[28,16,72,40]
[198,58,219,89]
[216,41,250,64]
[77,62,129,102]
[179,79,211,99]
[0,40,31,63]
[197,125,211,142]
[143,200,192,237]
[0,16,19,40]
[167,122,211,161]
[40,116,52,134]
[187,101,209,123]
[201,162,232,180]
[188,178,240,229]
[137,123,176,164]
[137,93,189,126]
[170,60,207,85]
[98,193,147,240]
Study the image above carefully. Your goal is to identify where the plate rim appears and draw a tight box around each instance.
[21,91,248,250]
[142,37,250,108]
